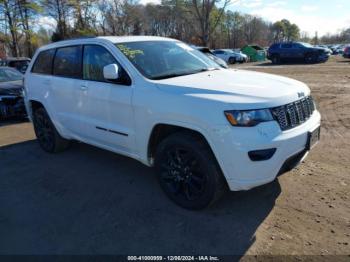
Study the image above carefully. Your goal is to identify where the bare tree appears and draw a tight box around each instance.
[1,0,22,56]
[41,0,73,41]
[17,0,41,57]
[98,0,136,36]
[191,0,231,46]
[71,0,98,36]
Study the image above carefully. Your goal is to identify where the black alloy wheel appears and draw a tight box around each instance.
[304,53,316,64]
[160,146,206,201]
[33,107,70,153]
[155,132,227,209]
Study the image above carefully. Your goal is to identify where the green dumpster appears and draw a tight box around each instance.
[241,45,266,62]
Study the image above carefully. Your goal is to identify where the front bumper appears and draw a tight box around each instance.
[209,110,321,191]
[0,96,27,120]
[318,54,330,62]
[236,56,248,62]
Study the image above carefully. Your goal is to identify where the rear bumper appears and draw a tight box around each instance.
[209,110,321,191]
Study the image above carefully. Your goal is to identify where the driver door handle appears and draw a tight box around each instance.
[79,85,88,91]
[43,79,51,85]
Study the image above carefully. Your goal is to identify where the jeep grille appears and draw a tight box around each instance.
[270,96,315,131]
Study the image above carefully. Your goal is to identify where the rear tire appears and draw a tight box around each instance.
[271,55,280,64]
[32,107,70,153]
[154,131,227,210]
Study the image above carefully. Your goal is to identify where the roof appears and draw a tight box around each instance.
[96,36,177,43]
[36,35,179,53]
[3,57,30,61]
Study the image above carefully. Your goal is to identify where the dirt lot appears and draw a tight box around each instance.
[0,56,349,257]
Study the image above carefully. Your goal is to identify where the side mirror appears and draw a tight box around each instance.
[103,64,119,80]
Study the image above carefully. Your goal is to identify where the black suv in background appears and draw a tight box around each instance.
[343,46,350,58]
[267,42,330,64]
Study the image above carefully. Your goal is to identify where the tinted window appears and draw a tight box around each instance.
[53,46,82,78]
[83,45,117,82]
[32,49,55,74]
[83,45,131,85]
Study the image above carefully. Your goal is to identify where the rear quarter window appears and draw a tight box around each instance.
[53,46,82,78]
[31,49,55,75]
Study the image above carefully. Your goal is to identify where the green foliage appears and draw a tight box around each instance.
[271,19,300,42]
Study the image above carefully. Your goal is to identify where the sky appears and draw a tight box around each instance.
[139,0,350,37]
[38,0,350,37]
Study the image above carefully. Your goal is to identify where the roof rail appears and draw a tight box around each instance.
[54,36,97,43]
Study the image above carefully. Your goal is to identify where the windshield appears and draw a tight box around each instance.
[115,41,220,80]
[223,49,235,53]
[300,42,313,48]
[0,67,23,82]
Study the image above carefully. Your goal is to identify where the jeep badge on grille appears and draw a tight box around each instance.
[297,92,305,98]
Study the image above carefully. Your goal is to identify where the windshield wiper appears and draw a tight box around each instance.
[151,68,219,80]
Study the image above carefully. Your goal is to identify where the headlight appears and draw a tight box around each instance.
[312,98,317,110]
[224,109,273,127]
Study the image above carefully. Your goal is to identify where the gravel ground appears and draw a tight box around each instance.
[0,56,349,258]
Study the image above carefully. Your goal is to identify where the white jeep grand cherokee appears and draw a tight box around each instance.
[24,36,321,209]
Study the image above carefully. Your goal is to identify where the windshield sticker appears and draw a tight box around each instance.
[117,44,144,59]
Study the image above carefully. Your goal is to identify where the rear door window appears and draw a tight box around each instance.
[53,46,82,78]
[281,44,292,49]
[32,49,55,75]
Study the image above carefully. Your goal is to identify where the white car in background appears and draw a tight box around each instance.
[315,45,332,55]
[212,49,248,64]
[24,36,321,209]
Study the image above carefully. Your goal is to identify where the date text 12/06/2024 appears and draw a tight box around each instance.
[127,256,220,261]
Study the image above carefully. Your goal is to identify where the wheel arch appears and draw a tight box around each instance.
[28,99,70,140]
[147,123,222,172]
[28,99,45,119]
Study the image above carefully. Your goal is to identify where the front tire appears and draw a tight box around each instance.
[32,107,70,153]
[228,57,236,64]
[304,53,316,64]
[154,131,227,209]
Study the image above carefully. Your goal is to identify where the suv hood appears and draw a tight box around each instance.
[155,69,310,109]
[312,47,327,53]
